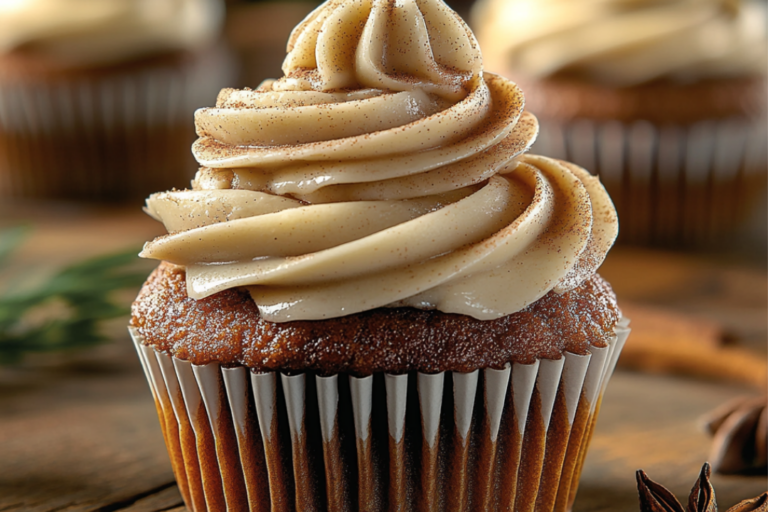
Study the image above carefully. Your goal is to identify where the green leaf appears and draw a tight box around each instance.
[0,225,29,267]
[0,230,148,365]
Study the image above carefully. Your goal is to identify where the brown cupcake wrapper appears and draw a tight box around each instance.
[130,320,630,512]
[533,117,767,247]
[0,46,236,200]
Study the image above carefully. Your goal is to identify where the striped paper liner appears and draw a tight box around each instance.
[130,321,630,512]
[0,45,235,200]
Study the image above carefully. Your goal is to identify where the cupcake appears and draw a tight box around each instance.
[471,0,768,247]
[130,0,630,510]
[0,0,234,201]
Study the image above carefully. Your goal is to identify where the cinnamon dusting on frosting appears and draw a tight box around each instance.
[138,0,619,322]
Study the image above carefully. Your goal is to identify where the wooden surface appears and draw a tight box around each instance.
[0,203,766,511]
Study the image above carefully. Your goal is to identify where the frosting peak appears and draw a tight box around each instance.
[140,0,619,323]
[278,0,482,101]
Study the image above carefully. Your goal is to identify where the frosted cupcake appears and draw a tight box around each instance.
[130,0,629,510]
[0,0,234,200]
[472,0,767,247]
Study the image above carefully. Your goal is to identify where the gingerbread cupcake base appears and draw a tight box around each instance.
[131,321,629,512]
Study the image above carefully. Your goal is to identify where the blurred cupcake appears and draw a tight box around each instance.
[472,0,767,247]
[129,0,630,510]
[0,0,235,201]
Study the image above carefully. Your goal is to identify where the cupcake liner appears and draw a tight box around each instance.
[532,117,767,247]
[130,322,630,512]
[0,46,236,200]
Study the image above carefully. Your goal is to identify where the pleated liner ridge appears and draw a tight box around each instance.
[130,320,630,512]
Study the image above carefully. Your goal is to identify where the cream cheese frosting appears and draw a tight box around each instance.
[0,0,224,67]
[140,0,618,322]
[472,0,767,86]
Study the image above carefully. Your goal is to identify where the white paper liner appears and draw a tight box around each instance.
[129,321,630,512]
[532,117,767,247]
[0,45,236,200]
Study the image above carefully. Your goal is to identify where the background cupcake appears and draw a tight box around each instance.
[471,0,767,249]
[0,0,235,201]
[129,0,629,510]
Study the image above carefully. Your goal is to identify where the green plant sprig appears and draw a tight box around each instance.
[0,226,148,365]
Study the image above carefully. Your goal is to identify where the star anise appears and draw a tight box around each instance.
[637,462,768,512]
[637,468,686,512]
[727,494,768,512]
[700,396,767,475]
[687,463,717,512]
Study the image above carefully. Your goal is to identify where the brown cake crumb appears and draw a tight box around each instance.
[131,262,621,375]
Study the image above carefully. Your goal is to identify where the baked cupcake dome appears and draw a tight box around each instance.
[130,0,628,509]
[132,263,621,374]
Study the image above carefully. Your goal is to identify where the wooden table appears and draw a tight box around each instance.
[1,203,766,511]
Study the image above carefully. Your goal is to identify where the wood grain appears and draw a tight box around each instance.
[0,207,765,512]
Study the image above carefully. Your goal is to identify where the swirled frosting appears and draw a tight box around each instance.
[139,0,618,322]
[0,0,224,67]
[472,0,767,86]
